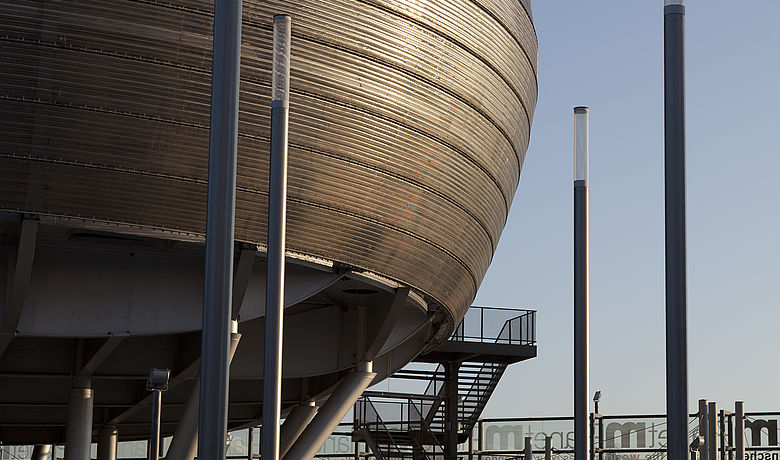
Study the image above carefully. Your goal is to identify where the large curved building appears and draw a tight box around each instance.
[0,0,537,450]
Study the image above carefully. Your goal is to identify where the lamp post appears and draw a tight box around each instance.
[574,106,590,460]
[147,368,170,460]
[262,14,292,460]
[663,2,688,460]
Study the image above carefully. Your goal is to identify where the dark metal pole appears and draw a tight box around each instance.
[198,0,242,457]
[590,413,595,460]
[445,361,460,460]
[700,399,710,460]
[598,416,604,460]
[150,390,162,460]
[262,14,291,460]
[247,427,253,460]
[735,402,745,460]
[574,106,590,460]
[545,436,553,460]
[664,3,688,460]
[708,402,718,460]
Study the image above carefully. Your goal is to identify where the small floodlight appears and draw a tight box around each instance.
[146,368,170,392]
[690,436,704,451]
[593,391,602,414]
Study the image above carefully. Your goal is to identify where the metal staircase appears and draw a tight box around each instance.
[353,307,537,460]
[353,394,444,460]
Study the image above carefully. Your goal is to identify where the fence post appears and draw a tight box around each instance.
[545,436,553,460]
[708,402,718,460]
[735,402,745,460]
[727,412,734,460]
[699,400,709,460]
[525,436,533,460]
[719,410,726,460]
[598,416,604,460]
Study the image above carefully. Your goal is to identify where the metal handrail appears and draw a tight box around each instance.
[450,307,536,345]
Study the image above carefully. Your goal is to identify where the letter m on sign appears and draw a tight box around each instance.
[605,422,646,448]
[746,419,778,446]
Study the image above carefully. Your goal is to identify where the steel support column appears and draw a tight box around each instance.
[283,363,376,460]
[445,361,460,460]
[280,402,318,458]
[31,444,52,460]
[66,380,94,460]
[197,0,242,457]
[664,4,689,460]
[168,326,242,460]
[263,14,292,460]
[98,426,118,460]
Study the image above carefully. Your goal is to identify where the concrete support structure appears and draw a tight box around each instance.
[445,361,460,460]
[735,402,745,460]
[573,106,590,460]
[663,3,689,460]
[98,426,118,460]
[31,444,52,460]
[280,402,318,458]
[284,363,376,460]
[65,382,94,460]
[263,14,292,460]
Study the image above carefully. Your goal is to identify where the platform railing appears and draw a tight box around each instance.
[451,307,536,345]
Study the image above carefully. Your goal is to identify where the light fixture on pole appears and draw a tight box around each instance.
[573,106,590,460]
[262,14,292,460]
[593,391,602,415]
[146,368,170,460]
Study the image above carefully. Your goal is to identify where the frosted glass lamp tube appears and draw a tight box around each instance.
[574,106,589,182]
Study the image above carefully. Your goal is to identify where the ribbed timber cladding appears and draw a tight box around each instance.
[0,0,537,328]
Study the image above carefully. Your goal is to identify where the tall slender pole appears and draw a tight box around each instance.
[262,14,291,460]
[198,0,242,457]
[150,390,162,460]
[574,106,590,460]
[664,3,688,460]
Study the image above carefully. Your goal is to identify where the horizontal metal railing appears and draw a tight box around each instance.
[451,306,536,345]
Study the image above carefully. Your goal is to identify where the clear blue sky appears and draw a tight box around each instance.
[476,0,780,417]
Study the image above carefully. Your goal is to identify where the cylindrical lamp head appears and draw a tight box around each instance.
[573,106,589,182]
[272,15,292,105]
